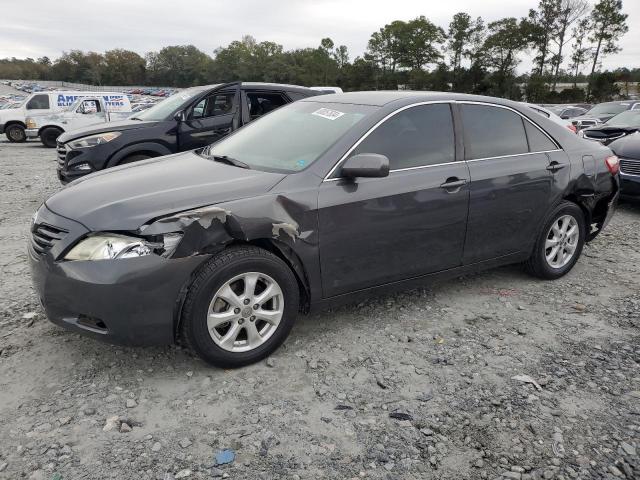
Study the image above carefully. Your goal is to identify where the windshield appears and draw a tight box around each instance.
[587,103,630,116]
[605,110,640,127]
[205,101,376,173]
[134,87,207,121]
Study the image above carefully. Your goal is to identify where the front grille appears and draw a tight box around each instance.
[620,158,640,176]
[56,142,67,169]
[31,223,68,255]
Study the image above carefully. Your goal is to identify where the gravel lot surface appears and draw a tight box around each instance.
[0,89,639,479]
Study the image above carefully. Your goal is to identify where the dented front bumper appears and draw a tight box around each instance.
[28,238,209,346]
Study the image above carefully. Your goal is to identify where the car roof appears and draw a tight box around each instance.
[300,91,534,108]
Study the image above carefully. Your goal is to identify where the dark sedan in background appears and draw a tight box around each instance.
[572,100,640,130]
[580,110,640,145]
[55,82,323,183]
[609,133,640,198]
[29,92,619,368]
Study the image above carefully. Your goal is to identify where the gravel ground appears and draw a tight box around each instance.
[0,101,639,480]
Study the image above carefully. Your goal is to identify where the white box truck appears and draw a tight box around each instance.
[25,95,133,147]
[0,90,128,143]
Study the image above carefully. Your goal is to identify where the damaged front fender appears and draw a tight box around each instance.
[137,190,322,304]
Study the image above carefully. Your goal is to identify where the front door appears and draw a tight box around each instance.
[178,86,240,150]
[318,103,470,298]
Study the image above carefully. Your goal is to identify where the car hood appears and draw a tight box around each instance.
[57,118,158,143]
[583,125,640,138]
[45,150,287,231]
[0,107,22,121]
[609,133,640,159]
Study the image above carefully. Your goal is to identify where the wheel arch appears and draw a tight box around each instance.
[171,239,311,342]
[107,142,172,167]
[4,120,26,129]
[38,125,64,136]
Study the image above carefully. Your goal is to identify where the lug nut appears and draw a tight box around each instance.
[253,304,259,310]
[238,318,244,324]
[250,316,255,321]
[243,299,250,305]
[234,308,240,314]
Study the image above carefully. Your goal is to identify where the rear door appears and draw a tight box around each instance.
[460,103,562,263]
[178,85,241,150]
[318,102,470,297]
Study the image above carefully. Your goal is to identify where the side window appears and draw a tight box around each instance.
[523,121,557,152]
[246,92,288,120]
[26,94,50,110]
[351,103,455,170]
[79,100,100,114]
[461,104,529,159]
[191,92,235,119]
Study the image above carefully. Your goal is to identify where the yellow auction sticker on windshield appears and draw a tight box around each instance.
[312,108,345,120]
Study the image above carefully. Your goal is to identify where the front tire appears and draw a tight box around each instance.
[180,246,300,368]
[40,127,63,148]
[5,124,26,143]
[525,201,586,279]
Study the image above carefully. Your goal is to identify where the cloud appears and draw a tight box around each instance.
[0,0,638,73]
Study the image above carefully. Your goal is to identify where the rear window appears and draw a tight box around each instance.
[461,104,529,159]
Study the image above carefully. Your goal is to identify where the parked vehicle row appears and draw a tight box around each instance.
[28,90,620,367]
[54,82,323,183]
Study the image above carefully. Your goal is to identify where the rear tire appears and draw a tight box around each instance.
[180,246,300,368]
[5,124,26,143]
[524,201,586,279]
[40,127,63,148]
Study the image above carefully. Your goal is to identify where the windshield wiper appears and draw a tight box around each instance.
[211,155,251,169]
[200,146,250,169]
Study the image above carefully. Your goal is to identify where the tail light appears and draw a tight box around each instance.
[605,155,619,175]
[568,124,577,134]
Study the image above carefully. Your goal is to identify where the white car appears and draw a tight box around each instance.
[521,103,577,134]
[0,90,128,142]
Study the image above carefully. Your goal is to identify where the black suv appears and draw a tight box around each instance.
[55,82,322,183]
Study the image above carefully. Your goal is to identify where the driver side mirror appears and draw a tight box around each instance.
[174,110,186,122]
[341,153,390,179]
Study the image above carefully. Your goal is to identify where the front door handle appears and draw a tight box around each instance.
[546,161,566,173]
[440,177,467,192]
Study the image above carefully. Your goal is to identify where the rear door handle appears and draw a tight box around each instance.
[546,161,566,173]
[440,178,467,191]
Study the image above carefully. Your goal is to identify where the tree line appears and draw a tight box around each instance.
[0,0,633,102]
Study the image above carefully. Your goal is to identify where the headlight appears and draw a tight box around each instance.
[68,132,121,149]
[65,233,182,261]
[26,117,37,129]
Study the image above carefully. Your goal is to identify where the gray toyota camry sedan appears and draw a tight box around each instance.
[28,92,619,367]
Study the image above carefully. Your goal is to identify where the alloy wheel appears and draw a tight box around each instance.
[544,214,579,269]
[207,272,284,353]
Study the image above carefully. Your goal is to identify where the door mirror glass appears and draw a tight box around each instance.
[341,153,390,178]
[174,110,186,122]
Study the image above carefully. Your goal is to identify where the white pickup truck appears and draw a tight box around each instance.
[25,95,133,147]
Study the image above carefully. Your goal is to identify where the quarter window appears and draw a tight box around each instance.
[461,104,529,159]
[523,121,557,152]
[26,94,50,110]
[352,103,455,170]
